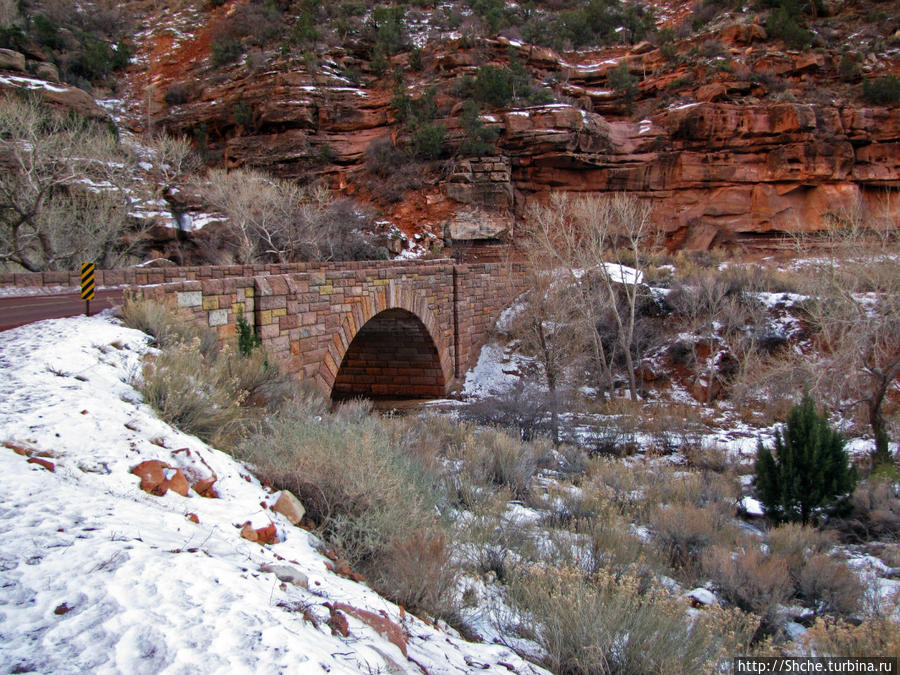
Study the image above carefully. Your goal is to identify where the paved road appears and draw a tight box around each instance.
[0,289,124,332]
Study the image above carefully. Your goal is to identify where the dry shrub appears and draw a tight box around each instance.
[137,340,248,447]
[702,545,794,619]
[652,502,739,581]
[579,503,661,575]
[540,483,608,528]
[235,399,456,619]
[805,614,900,659]
[797,553,864,616]
[588,459,649,519]
[644,468,739,510]
[767,523,835,583]
[118,295,214,350]
[843,479,900,540]
[638,401,708,436]
[370,527,458,620]
[460,386,559,442]
[458,428,549,500]
[507,566,758,675]
[131,299,298,449]
[683,441,733,473]
[459,493,541,583]
[880,543,900,568]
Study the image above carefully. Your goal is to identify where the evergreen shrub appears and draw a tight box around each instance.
[754,392,857,524]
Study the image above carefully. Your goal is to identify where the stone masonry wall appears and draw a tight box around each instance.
[453,262,528,381]
[105,259,526,397]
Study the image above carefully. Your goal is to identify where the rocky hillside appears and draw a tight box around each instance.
[2,0,899,258]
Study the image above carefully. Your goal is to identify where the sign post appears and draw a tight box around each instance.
[80,262,95,316]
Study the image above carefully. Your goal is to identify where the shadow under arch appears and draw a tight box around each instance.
[330,308,447,400]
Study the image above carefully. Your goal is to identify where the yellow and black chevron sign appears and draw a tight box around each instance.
[80,262,95,301]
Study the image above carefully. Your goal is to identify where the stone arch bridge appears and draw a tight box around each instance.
[127,259,525,399]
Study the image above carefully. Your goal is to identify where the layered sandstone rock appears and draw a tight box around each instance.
[148,39,899,248]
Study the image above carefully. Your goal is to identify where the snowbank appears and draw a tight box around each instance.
[0,313,546,674]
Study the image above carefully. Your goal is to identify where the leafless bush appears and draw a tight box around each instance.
[767,523,836,583]
[459,493,541,583]
[0,0,20,27]
[118,296,216,351]
[702,545,794,619]
[645,468,739,510]
[362,138,426,203]
[798,553,864,616]
[227,2,283,46]
[459,383,561,441]
[236,396,456,619]
[683,441,732,473]
[370,527,459,620]
[588,459,649,519]
[805,613,900,659]
[652,502,738,581]
[464,428,548,500]
[579,503,661,575]
[840,480,900,540]
[137,340,248,447]
[128,300,298,447]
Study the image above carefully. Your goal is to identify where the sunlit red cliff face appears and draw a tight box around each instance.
[121,0,900,254]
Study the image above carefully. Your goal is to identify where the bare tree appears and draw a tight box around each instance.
[798,215,900,464]
[199,168,310,264]
[508,262,581,444]
[522,192,655,400]
[197,168,380,264]
[142,133,200,205]
[0,94,148,271]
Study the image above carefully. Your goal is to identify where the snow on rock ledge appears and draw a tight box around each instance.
[0,312,547,674]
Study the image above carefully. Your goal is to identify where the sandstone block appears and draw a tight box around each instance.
[208,309,228,326]
[177,291,202,307]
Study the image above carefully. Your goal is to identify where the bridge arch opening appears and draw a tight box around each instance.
[331,308,446,401]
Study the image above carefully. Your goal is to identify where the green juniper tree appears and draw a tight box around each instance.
[755,392,857,525]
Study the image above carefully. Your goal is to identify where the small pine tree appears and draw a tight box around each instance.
[755,392,857,525]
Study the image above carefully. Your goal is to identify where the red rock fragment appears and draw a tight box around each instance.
[325,604,350,637]
[324,558,365,582]
[3,442,30,456]
[272,490,305,525]
[191,476,218,498]
[335,603,408,657]
[27,457,55,472]
[240,521,279,545]
[131,460,190,497]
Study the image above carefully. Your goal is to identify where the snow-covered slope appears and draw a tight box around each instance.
[0,313,545,674]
